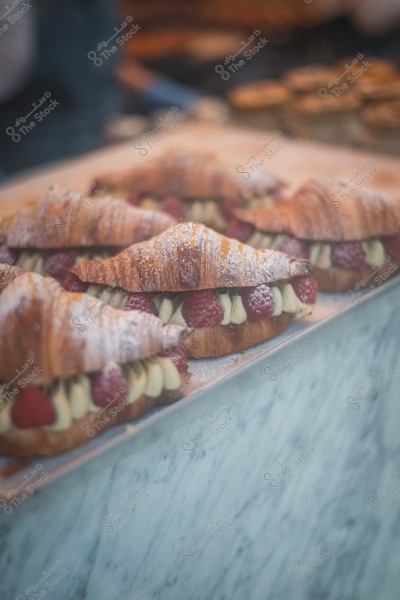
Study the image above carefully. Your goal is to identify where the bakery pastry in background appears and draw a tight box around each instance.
[72,223,316,358]
[0,265,188,456]
[361,100,400,154]
[227,80,292,130]
[91,148,285,235]
[234,179,400,292]
[285,91,363,146]
[0,187,175,289]
[282,64,339,94]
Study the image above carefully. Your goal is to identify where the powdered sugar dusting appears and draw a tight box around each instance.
[0,272,187,384]
[74,222,312,292]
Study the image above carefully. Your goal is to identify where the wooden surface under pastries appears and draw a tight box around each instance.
[1,122,400,218]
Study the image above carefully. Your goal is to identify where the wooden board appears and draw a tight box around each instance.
[1,122,399,217]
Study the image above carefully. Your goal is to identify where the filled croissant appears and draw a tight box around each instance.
[0,186,175,290]
[0,266,189,457]
[233,179,400,292]
[91,148,284,236]
[73,223,316,358]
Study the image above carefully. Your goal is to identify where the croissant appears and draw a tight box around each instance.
[0,264,23,294]
[0,186,175,286]
[92,148,285,235]
[0,271,189,457]
[234,178,400,292]
[73,223,316,358]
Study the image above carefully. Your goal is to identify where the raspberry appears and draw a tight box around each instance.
[221,195,241,220]
[44,251,74,279]
[160,346,188,372]
[278,237,309,259]
[383,234,400,261]
[124,293,157,315]
[182,289,223,327]
[241,284,275,321]
[90,363,128,409]
[226,218,255,243]
[0,244,19,265]
[291,275,318,304]
[11,386,55,429]
[127,192,141,206]
[62,272,89,292]
[332,242,365,269]
[161,195,184,220]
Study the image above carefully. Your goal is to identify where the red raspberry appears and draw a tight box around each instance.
[11,386,55,429]
[182,289,223,327]
[241,284,275,321]
[160,346,188,372]
[0,244,19,265]
[90,363,128,409]
[332,242,366,269]
[161,195,184,220]
[44,251,74,279]
[383,234,400,261]
[62,272,89,292]
[221,195,241,220]
[124,293,157,315]
[127,192,141,206]
[278,237,309,259]
[291,275,318,304]
[226,218,255,243]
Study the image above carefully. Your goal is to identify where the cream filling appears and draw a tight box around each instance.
[0,356,181,433]
[251,235,386,271]
[159,285,309,327]
[15,249,113,276]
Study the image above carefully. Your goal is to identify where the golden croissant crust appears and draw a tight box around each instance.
[1,187,176,249]
[235,179,400,241]
[0,272,187,384]
[73,222,312,292]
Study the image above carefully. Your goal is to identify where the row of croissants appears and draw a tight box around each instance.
[0,149,399,458]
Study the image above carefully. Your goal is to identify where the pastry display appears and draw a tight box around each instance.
[234,179,400,292]
[227,56,400,153]
[361,100,400,154]
[0,265,189,456]
[0,187,175,287]
[285,91,363,145]
[72,223,316,358]
[227,80,292,130]
[91,149,285,235]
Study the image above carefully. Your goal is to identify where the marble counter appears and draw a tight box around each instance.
[1,281,400,600]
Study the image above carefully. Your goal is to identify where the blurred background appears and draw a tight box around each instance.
[1,0,400,180]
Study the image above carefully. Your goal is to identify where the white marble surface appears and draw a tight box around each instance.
[1,282,400,600]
